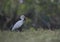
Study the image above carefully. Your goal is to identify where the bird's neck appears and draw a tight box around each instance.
[21,18,24,21]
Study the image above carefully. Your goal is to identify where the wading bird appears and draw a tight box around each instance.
[12,15,25,31]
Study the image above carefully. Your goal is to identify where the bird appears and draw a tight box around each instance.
[12,15,25,31]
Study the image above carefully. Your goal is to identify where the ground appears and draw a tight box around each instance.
[0,29,60,42]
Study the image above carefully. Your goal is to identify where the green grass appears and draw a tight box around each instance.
[0,29,60,42]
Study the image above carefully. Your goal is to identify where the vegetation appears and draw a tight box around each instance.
[0,29,60,42]
[0,0,60,30]
[0,0,60,42]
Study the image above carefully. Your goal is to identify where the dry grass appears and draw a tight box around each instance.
[0,29,60,42]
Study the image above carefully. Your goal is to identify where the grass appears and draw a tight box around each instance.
[0,29,60,42]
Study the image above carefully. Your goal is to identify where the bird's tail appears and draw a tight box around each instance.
[11,27,14,31]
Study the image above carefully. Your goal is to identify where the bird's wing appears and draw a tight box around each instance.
[12,20,24,30]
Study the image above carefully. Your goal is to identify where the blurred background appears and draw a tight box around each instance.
[0,0,60,42]
[0,0,60,31]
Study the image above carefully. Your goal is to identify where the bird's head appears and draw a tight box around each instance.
[20,15,25,20]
